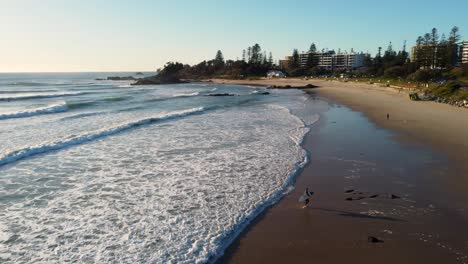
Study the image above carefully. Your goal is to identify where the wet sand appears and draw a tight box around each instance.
[212,79,468,264]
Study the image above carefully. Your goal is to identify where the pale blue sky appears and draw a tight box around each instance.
[1,0,467,72]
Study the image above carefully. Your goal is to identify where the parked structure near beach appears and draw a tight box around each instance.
[462,41,468,64]
[267,70,286,78]
[280,50,367,72]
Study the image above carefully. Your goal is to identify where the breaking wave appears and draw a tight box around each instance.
[0,103,68,120]
[0,107,205,167]
[172,92,200,97]
[0,91,84,101]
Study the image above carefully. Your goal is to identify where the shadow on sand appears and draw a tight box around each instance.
[312,207,406,222]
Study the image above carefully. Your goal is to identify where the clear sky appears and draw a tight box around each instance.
[1,0,467,72]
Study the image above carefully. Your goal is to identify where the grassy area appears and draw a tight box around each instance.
[320,76,468,101]
[425,82,468,101]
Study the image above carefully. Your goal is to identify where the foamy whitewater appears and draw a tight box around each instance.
[0,72,321,263]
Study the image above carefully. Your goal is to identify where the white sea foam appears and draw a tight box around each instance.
[0,107,205,167]
[0,102,68,120]
[173,92,200,97]
[0,102,313,263]
[0,91,83,101]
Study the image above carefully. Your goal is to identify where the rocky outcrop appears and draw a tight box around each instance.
[133,76,188,85]
[434,97,468,108]
[267,84,318,89]
[106,76,136,81]
[206,93,237,97]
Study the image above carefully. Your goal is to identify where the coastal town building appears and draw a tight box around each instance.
[462,41,468,64]
[279,56,292,69]
[281,50,367,72]
[410,45,420,63]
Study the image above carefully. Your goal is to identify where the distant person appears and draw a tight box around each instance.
[299,187,314,208]
[387,113,390,120]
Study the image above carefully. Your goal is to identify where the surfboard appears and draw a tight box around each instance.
[298,190,314,203]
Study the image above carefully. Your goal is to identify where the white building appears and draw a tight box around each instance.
[297,50,367,71]
[462,41,468,64]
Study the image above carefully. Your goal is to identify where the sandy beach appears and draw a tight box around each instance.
[212,78,468,263]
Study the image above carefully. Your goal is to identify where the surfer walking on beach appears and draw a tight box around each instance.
[299,187,314,208]
[387,113,390,120]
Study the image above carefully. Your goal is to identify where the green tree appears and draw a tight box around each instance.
[307,43,317,68]
[215,50,224,65]
[415,36,424,67]
[448,26,460,44]
[268,52,274,66]
[262,51,268,65]
[373,47,383,74]
[430,28,439,67]
[291,49,300,69]
[309,43,317,53]
[445,26,461,68]
[399,40,409,64]
[251,44,262,64]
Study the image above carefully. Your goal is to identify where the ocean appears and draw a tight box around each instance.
[0,72,321,263]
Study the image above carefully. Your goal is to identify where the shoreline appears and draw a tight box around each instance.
[213,78,468,263]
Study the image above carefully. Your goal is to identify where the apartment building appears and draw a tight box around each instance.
[462,41,468,64]
[287,50,366,71]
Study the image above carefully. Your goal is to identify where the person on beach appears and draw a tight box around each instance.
[387,113,390,120]
[299,187,314,208]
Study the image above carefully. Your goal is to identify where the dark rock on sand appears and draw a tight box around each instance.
[389,194,401,199]
[368,236,384,243]
[345,197,353,201]
[369,194,379,198]
[345,189,354,193]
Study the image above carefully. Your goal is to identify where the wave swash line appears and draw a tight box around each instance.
[0,107,205,167]
[0,103,68,120]
[0,91,83,101]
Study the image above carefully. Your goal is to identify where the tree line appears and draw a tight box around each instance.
[153,26,466,83]
[175,44,275,79]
